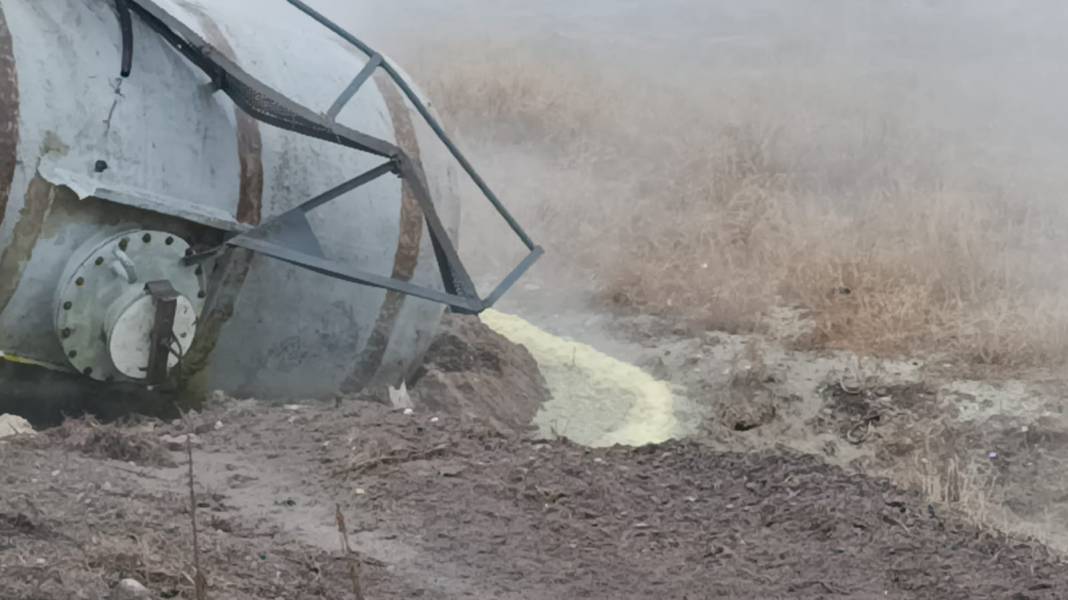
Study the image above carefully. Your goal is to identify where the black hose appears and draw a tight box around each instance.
[115,0,134,77]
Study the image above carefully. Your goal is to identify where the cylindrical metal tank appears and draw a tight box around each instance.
[0,0,462,411]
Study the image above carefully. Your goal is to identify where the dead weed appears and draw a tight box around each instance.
[408,38,1068,371]
[42,417,174,467]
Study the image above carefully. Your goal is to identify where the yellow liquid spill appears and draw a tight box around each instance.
[481,310,681,447]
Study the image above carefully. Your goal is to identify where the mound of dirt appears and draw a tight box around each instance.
[407,313,549,434]
[714,374,781,432]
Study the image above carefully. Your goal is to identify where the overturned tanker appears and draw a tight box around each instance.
[0,0,541,419]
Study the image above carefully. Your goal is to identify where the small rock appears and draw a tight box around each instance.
[111,578,150,599]
[159,434,202,452]
[0,414,34,439]
[437,463,465,477]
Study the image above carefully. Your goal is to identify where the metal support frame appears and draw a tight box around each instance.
[145,280,179,384]
[120,0,542,315]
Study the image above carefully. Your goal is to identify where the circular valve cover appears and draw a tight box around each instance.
[53,231,206,382]
[106,292,199,379]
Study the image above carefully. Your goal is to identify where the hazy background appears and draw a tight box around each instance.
[314,1,1068,370]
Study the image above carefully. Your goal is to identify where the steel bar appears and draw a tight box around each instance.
[396,155,479,300]
[228,160,394,245]
[127,1,399,158]
[285,0,537,250]
[145,280,180,384]
[123,0,542,314]
[326,53,383,122]
[481,246,546,309]
[292,161,395,215]
[231,235,483,313]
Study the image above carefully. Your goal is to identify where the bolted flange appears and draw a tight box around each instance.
[53,230,206,382]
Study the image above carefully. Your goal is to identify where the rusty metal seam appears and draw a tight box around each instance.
[177,8,263,385]
[341,72,427,393]
[186,7,265,227]
[0,3,19,234]
[0,177,56,315]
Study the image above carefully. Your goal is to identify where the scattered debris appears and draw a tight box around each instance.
[388,383,413,410]
[160,433,202,452]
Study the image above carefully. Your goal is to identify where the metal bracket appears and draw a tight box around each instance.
[144,280,179,385]
[123,0,544,314]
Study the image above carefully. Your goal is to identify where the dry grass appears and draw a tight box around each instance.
[402,37,1068,370]
[900,437,1000,528]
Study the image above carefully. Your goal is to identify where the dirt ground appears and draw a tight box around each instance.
[5,302,1068,599]
[3,395,1068,600]
[497,289,1068,552]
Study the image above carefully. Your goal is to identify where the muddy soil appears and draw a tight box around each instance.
[405,313,549,434]
[3,399,1067,599]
